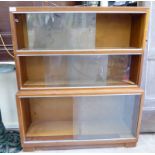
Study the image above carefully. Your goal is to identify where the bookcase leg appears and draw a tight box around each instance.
[23,147,34,152]
[124,142,137,148]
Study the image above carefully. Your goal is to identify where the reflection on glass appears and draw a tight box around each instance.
[26,95,140,140]
[23,55,133,87]
[27,13,96,50]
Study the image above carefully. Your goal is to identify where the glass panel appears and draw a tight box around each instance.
[24,94,140,140]
[22,55,136,88]
[26,13,96,50]
[22,13,144,50]
[75,95,140,139]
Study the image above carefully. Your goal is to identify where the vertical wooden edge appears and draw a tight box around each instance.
[16,96,26,147]
[129,55,141,85]
[15,56,22,89]
[137,54,144,85]
[136,92,144,140]
[9,12,18,52]
[10,13,22,89]
[142,9,150,48]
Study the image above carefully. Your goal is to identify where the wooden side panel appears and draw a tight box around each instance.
[16,97,25,145]
[20,98,31,135]
[130,14,146,48]
[131,95,141,137]
[14,14,28,49]
[10,13,17,51]
[15,56,28,89]
[129,55,142,85]
[25,56,45,81]
[96,14,131,48]
[19,57,28,85]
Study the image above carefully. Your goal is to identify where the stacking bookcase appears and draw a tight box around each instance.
[10,7,149,151]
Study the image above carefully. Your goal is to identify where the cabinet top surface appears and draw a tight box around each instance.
[9,6,149,14]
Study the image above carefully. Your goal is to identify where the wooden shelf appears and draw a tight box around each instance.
[16,48,143,55]
[26,119,134,140]
[17,87,143,97]
[23,80,136,88]
[27,121,73,138]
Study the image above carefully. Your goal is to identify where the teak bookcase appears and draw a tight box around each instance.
[10,7,149,151]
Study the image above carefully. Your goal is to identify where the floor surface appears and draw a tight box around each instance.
[34,134,155,153]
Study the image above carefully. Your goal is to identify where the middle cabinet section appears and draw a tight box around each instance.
[17,54,141,89]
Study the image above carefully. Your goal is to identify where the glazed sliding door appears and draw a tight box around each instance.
[14,13,146,50]
[75,94,140,140]
[19,94,141,141]
[17,54,141,89]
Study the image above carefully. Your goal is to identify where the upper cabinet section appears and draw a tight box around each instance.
[10,7,149,53]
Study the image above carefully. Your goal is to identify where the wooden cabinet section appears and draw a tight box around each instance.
[12,12,147,51]
[10,7,149,151]
[17,88,144,149]
[16,54,142,89]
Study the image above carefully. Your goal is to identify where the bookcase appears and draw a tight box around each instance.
[10,7,149,151]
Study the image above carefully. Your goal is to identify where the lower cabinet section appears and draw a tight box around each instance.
[16,89,143,150]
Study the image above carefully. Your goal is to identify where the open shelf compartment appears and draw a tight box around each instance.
[12,12,147,51]
[17,90,142,141]
[16,54,142,89]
